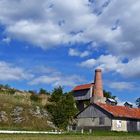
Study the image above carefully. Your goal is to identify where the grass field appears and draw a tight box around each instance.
[0,132,139,140]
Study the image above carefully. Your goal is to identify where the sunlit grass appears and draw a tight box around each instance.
[0,134,139,140]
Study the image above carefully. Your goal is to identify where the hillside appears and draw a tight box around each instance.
[0,85,55,131]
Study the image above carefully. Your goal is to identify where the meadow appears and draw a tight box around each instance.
[0,132,139,140]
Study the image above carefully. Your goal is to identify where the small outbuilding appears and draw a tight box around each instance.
[75,103,140,132]
[72,69,140,132]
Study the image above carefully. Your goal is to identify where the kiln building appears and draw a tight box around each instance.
[72,69,140,132]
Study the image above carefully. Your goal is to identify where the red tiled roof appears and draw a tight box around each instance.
[96,103,140,119]
[73,83,94,91]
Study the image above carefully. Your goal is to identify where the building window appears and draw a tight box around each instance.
[116,120,122,128]
[99,117,105,125]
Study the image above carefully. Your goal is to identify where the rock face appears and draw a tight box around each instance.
[0,90,55,130]
[29,106,48,118]
[0,111,8,122]
[10,106,24,123]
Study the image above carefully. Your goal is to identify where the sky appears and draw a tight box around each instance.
[0,0,140,104]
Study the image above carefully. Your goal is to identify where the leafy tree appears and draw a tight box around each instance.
[29,90,40,102]
[136,98,140,108]
[8,88,16,94]
[49,86,63,103]
[46,87,77,129]
[39,88,50,95]
[103,90,116,99]
[30,93,40,102]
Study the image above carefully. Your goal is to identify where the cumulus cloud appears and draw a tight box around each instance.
[0,0,139,57]
[0,0,140,78]
[0,61,33,81]
[80,55,140,78]
[109,81,135,91]
[69,48,90,58]
[0,61,84,87]
[80,55,121,70]
[29,73,85,87]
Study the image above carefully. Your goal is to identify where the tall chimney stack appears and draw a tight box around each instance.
[93,69,104,98]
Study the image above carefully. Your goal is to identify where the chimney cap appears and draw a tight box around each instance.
[95,69,102,72]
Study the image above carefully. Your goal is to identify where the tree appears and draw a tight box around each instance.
[49,86,63,103]
[103,90,116,99]
[46,87,77,129]
[29,90,40,102]
[39,88,50,95]
[136,98,140,108]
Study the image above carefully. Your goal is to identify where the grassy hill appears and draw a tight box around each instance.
[0,85,55,131]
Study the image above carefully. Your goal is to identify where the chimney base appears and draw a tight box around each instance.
[90,96,106,104]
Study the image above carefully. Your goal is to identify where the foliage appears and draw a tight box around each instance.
[136,98,140,108]
[46,87,77,129]
[0,84,11,89]
[103,90,116,99]
[0,84,16,94]
[30,91,40,102]
[39,88,50,95]
[8,88,16,94]
[49,87,63,103]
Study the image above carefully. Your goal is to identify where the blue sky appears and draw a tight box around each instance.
[0,0,140,104]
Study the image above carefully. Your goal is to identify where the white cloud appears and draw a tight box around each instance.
[69,48,90,58]
[0,61,84,87]
[0,61,33,81]
[80,58,96,68]
[29,69,85,87]
[0,0,140,78]
[2,37,11,44]
[109,81,135,91]
[80,55,140,78]
[80,55,121,70]
[0,0,139,57]
[0,0,139,55]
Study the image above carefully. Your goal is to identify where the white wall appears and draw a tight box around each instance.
[111,119,127,132]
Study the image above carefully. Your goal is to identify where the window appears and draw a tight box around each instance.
[116,120,122,128]
[99,117,105,125]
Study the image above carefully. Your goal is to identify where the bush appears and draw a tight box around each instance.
[30,93,40,102]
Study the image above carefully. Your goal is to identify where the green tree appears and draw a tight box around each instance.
[136,98,140,108]
[39,88,50,95]
[49,86,63,103]
[103,90,116,99]
[29,90,40,102]
[46,87,77,129]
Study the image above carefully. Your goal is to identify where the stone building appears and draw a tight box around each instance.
[72,69,140,132]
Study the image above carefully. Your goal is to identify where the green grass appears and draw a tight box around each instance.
[0,94,53,131]
[69,130,140,136]
[0,134,139,140]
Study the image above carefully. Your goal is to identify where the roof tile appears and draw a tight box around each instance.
[96,103,140,119]
[73,83,94,91]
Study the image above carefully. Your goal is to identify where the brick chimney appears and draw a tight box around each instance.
[93,69,104,98]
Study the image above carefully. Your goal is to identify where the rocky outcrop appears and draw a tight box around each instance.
[0,111,8,122]
[10,106,24,123]
[29,106,48,118]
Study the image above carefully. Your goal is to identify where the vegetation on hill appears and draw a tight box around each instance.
[46,86,77,130]
[0,84,78,131]
[0,84,55,131]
